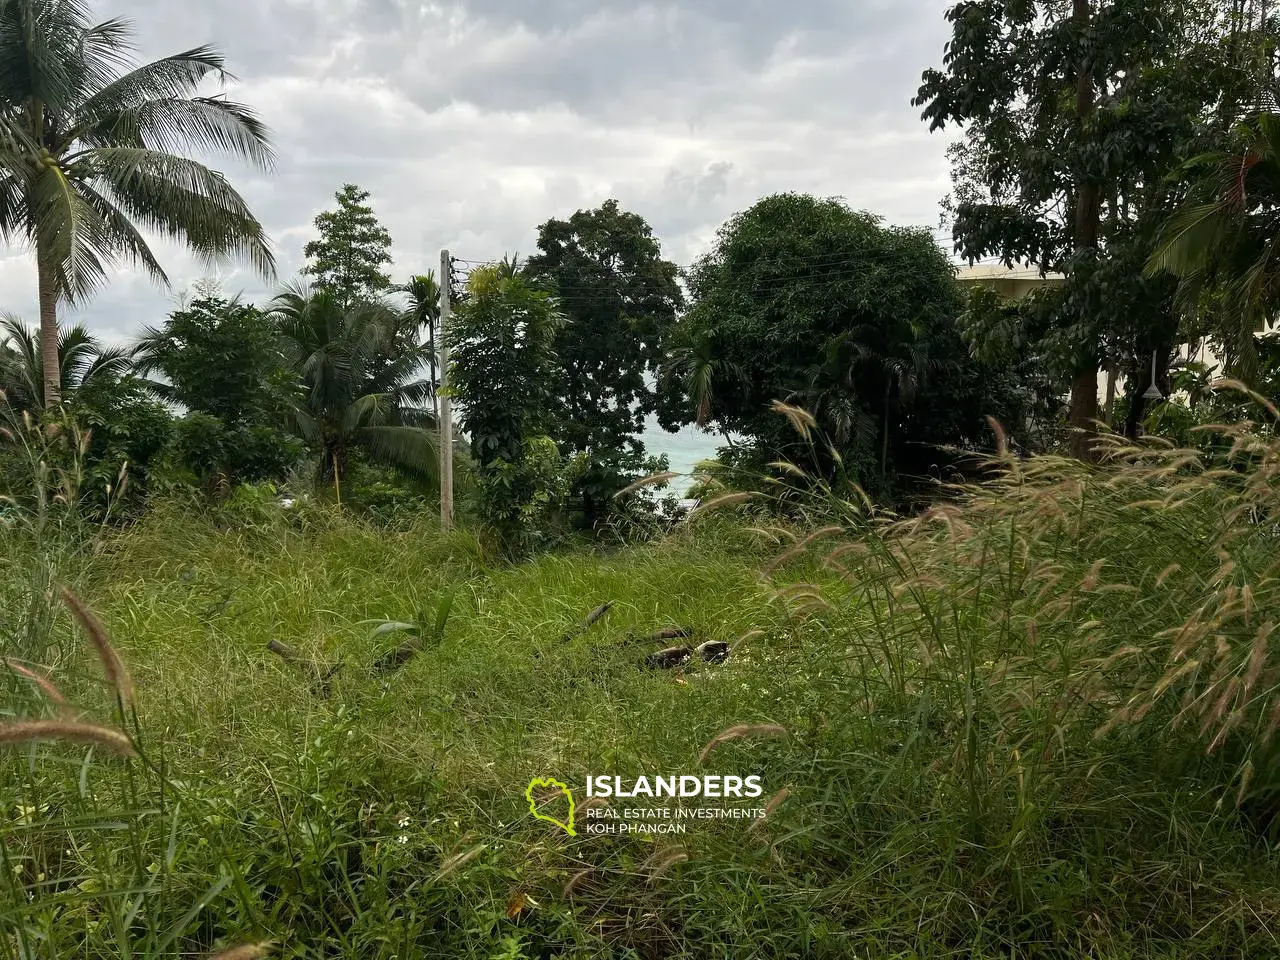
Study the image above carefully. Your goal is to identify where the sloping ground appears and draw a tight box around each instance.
[6,436,1280,959]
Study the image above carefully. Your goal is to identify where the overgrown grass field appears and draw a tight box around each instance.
[5,429,1280,958]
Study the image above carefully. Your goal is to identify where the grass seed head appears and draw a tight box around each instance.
[60,586,134,706]
[3,658,68,709]
[698,723,788,765]
[0,720,135,756]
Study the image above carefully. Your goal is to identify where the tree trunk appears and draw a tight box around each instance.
[881,381,892,483]
[36,252,60,408]
[322,438,347,503]
[428,321,439,420]
[1069,0,1101,461]
[1068,370,1099,458]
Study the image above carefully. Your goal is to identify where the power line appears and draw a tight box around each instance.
[442,249,1017,309]
[450,242,965,277]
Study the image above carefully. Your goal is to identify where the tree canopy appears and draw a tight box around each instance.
[524,199,683,518]
[302,184,394,307]
[914,0,1252,450]
[668,193,1003,489]
[134,297,288,425]
[270,285,436,496]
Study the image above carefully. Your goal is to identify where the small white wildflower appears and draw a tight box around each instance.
[397,834,409,845]
[397,816,411,828]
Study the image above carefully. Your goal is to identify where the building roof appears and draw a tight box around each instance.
[956,264,1065,283]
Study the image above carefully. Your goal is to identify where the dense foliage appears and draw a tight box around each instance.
[11,3,1280,960]
[668,193,1024,492]
[271,286,436,495]
[450,265,581,546]
[1149,111,1280,384]
[5,427,1280,957]
[915,0,1257,449]
[525,200,683,522]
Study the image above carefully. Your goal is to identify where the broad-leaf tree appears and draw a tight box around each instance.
[270,285,435,496]
[670,193,990,490]
[451,265,573,540]
[1148,111,1280,384]
[133,296,290,423]
[524,200,683,522]
[0,0,275,408]
[915,0,1250,454]
[132,296,298,488]
[302,184,393,307]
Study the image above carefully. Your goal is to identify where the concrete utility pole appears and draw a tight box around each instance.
[438,249,454,531]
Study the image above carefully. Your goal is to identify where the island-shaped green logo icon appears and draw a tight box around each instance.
[526,777,576,836]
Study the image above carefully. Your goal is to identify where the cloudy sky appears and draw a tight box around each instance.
[1,0,959,344]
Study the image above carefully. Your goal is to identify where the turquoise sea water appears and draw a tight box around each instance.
[639,417,721,494]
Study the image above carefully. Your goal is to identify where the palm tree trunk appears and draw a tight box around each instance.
[428,321,439,419]
[36,250,60,408]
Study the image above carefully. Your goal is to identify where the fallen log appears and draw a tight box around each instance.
[311,662,345,697]
[627,626,694,646]
[267,639,340,697]
[644,646,692,670]
[372,639,423,678]
[560,602,612,642]
[266,638,305,665]
[696,640,731,664]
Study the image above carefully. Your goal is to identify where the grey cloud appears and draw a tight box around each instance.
[347,0,930,122]
[0,0,958,346]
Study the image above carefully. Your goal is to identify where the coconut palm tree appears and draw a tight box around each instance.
[661,332,743,429]
[0,315,131,412]
[1147,111,1280,382]
[394,272,440,416]
[802,318,939,482]
[270,285,436,498]
[0,0,274,408]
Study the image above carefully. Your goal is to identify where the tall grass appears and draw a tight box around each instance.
[5,410,1280,956]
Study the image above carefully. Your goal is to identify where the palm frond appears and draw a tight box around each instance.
[1146,201,1235,278]
[357,424,438,480]
[75,178,168,285]
[341,392,389,433]
[77,46,227,118]
[79,342,133,385]
[75,16,136,96]
[81,95,274,171]
[26,163,111,302]
[0,313,129,400]
[0,0,95,107]
[88,146,275,279]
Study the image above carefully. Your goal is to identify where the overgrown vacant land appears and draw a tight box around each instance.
[6,433,1280,959]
